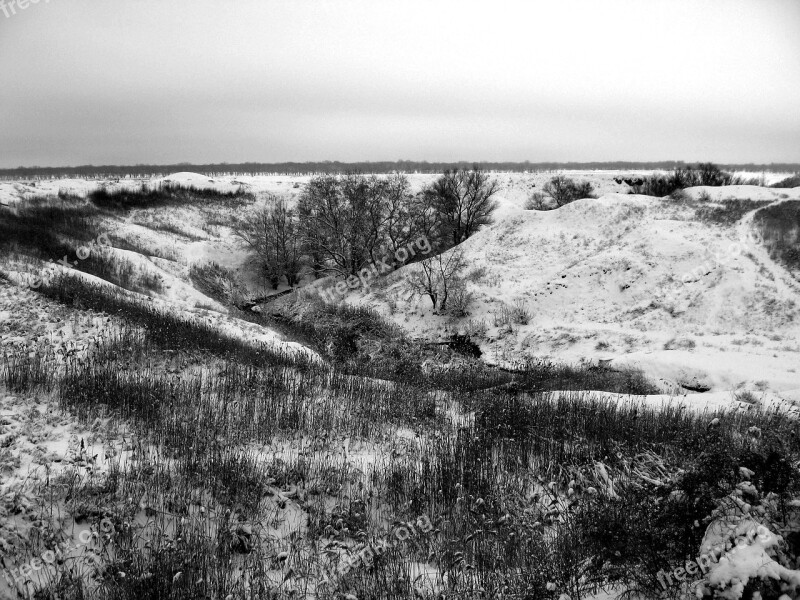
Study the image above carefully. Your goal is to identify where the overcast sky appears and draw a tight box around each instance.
[1,0,799,167]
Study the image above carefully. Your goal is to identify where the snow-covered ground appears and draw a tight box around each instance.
[3,170,800,599]
[3,171,800,410]
[341,175,800,410]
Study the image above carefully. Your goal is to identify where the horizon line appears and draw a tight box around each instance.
[2,159,799,176]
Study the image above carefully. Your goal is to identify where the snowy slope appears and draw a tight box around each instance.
[350,183,800,403]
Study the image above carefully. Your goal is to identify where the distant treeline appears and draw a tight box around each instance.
[2,160,799,180]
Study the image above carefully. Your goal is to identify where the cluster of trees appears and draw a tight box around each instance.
[234,168,498,290]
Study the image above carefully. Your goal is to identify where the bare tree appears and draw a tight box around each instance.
[425,167,499,248]
[407,247,468,311]
[269,197,302,286]
[382,173,415,259]
[233,194,301,289]
[341,172,389,269]
[296,178,333,279]
[297,174,349,277]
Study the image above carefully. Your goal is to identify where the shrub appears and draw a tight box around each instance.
[189,261,246,305]
[463,318,488,338]
[492,304,512,328]
[510,299,531,324]
[542,176,595,207]
[447,282,474,318]
[524,192,551,210]
[266,292,425,378]
[492,300,531,327]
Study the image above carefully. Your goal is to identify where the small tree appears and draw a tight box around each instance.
[407,248,468,312]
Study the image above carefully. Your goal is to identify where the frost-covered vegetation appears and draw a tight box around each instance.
[3,271,800,600]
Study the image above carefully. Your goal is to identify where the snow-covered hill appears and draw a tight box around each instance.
[341,180,800,403]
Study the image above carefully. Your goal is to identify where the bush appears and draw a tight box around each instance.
[510,299,531,324]
[189,261,246,305]
[524,192,552,210]
[463,318,488,338]
[493,300,531,327]
[542,176,595,207]
[446,282,474,318]
[266,292,425,378]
